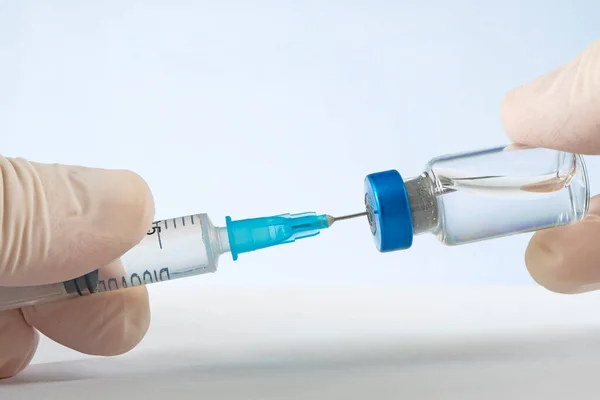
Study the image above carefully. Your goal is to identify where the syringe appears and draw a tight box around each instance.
[0,211,365,312]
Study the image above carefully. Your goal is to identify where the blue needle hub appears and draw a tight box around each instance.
[225,212,331,260]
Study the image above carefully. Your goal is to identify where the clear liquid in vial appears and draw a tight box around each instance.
[425,146,589,245]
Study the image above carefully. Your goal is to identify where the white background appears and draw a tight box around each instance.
[2,1,600,396]
[3,0,600,289]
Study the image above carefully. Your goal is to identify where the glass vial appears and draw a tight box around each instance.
[408,145,590,245]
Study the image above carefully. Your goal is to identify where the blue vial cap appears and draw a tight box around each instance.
[225,212,330,261]
[364,170,413,252]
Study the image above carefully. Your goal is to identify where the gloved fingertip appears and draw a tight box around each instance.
[0,159,156,286]
[524,196,600,293]
[0,310,38,379]
[524,235,576,294]
[25,285,150,357]
[500,64,570,150]
[87,168,156,246]
[500,40,600,154]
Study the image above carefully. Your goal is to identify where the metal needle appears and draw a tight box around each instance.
[326,212,368,227]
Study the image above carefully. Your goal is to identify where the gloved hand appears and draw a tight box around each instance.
[502,40,600,294]
[0,157,154,378]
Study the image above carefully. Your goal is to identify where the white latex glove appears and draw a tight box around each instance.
[0,157,154,378]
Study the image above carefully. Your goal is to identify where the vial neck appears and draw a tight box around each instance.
[404,173,439,235]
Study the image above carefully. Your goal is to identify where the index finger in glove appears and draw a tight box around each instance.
[501,40,600,154]
[0,156,154,286]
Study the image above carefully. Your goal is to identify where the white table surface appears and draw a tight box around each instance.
[3,286,600,399]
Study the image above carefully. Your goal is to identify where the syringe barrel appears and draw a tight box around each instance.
[365,145,590,251]
[0,214,229,312]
